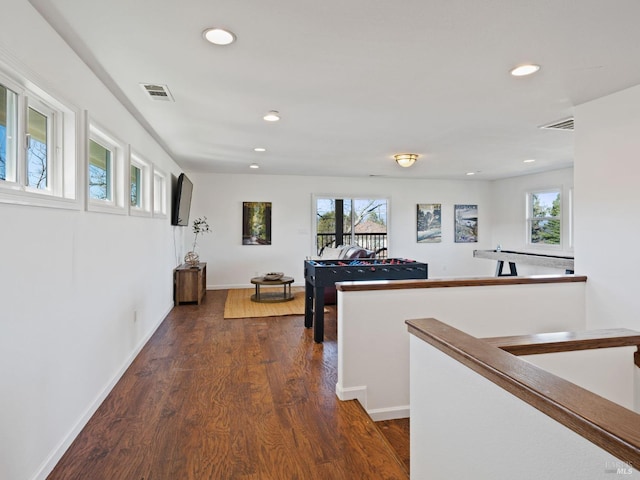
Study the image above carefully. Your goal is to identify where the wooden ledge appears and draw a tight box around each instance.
[336,274,587,292]
[406,317,640,467]
[484,329,640,358]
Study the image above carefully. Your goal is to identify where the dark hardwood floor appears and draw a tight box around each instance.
[377,419,410,472]
[48,290,409,479]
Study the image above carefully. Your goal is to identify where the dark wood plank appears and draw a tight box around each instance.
[376,418,410,473]
[406,317,640,468]
[48,291,408,480]
[484,328,640,355]
[336,274,587,292]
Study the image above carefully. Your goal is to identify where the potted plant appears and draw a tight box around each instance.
[184,216,211,266]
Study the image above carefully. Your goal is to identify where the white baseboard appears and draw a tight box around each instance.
[335,384,367,406]
[335,384,409,421]
[32,303,173,480]
[367,405,410,422]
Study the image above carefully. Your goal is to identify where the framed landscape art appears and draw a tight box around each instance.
[454,204,478,243]
[417,203,442,243]
[242,202,272,245]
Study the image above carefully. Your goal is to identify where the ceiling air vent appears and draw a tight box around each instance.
[540,117,574,131]
[140,83,174,102]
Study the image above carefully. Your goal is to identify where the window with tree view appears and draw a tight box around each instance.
[528,189,561,245]
[130,164,141,207]
[27,106,49,190]
[315,197,388,256]
[1,66,76,205]
[89,139,112,201]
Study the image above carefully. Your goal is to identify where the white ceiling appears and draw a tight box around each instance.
[29,0,640,180]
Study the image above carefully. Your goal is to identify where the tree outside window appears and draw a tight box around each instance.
[130,164,141,207]
[316,197,388,255]
[528,190,561,245]
[89,139,112,201]
[27,107,49,190]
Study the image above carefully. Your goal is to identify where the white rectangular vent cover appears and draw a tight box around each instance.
[540,117,574,131]
[140,83,174,102]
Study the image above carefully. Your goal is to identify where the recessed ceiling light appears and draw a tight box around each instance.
[523,159,536,163]
[466,172,476,176]
[203,28,236,46]
[263,110,280,122]
[254,147,266,152]
[249,163,259,169]
[510,64,540,77]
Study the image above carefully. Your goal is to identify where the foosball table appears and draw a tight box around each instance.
[304,258,429,342]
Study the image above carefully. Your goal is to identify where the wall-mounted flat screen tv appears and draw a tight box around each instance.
[171,173,193,226]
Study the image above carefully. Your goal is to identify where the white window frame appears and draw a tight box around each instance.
[87,123,126,214]
[526,187,562,249]
[0,77,19,185]
[129,149,152,216]
[0,64,78,209]
[152,167,168,218]
[568,187,574,250]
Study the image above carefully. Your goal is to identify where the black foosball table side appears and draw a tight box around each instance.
[304,259,429,343]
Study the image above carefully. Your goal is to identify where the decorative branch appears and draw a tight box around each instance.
[191,216,211,251]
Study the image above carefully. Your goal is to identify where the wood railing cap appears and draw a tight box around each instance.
[336,274,587,291]
[484,329,640,356]
[406,318,640,467]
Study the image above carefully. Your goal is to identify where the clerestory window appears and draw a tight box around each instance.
[87,124,127,214]
[88,138,113,201]
[0,72,76,206]
[129,152,152,215]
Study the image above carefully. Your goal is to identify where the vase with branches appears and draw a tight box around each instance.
[184,216,211,266]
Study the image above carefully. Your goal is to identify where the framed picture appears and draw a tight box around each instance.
[242,202,272,245]
[454,204,478,243]
[417,203,442,243]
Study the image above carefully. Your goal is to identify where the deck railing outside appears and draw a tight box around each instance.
[317,233,387,257]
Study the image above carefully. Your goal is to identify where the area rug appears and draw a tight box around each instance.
[224,287,308,319]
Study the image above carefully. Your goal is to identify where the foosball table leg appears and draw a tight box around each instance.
[304,281,314,329]
[313,286,325,343]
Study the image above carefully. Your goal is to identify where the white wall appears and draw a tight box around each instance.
[488,167,574,275]
[189,173,496,288]
[337,280,586,420]
[410,335,638,480]
[0,2,182,479]
[574,84,640,330]
[522,347,638,411]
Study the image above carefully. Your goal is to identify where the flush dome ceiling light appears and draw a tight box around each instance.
[203,28,236,46]
[510,64,540,77]
[394,153,418,168]
[263,110,280,122]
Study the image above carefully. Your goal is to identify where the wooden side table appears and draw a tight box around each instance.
[174,263,207,305]
[250,276,294,303]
